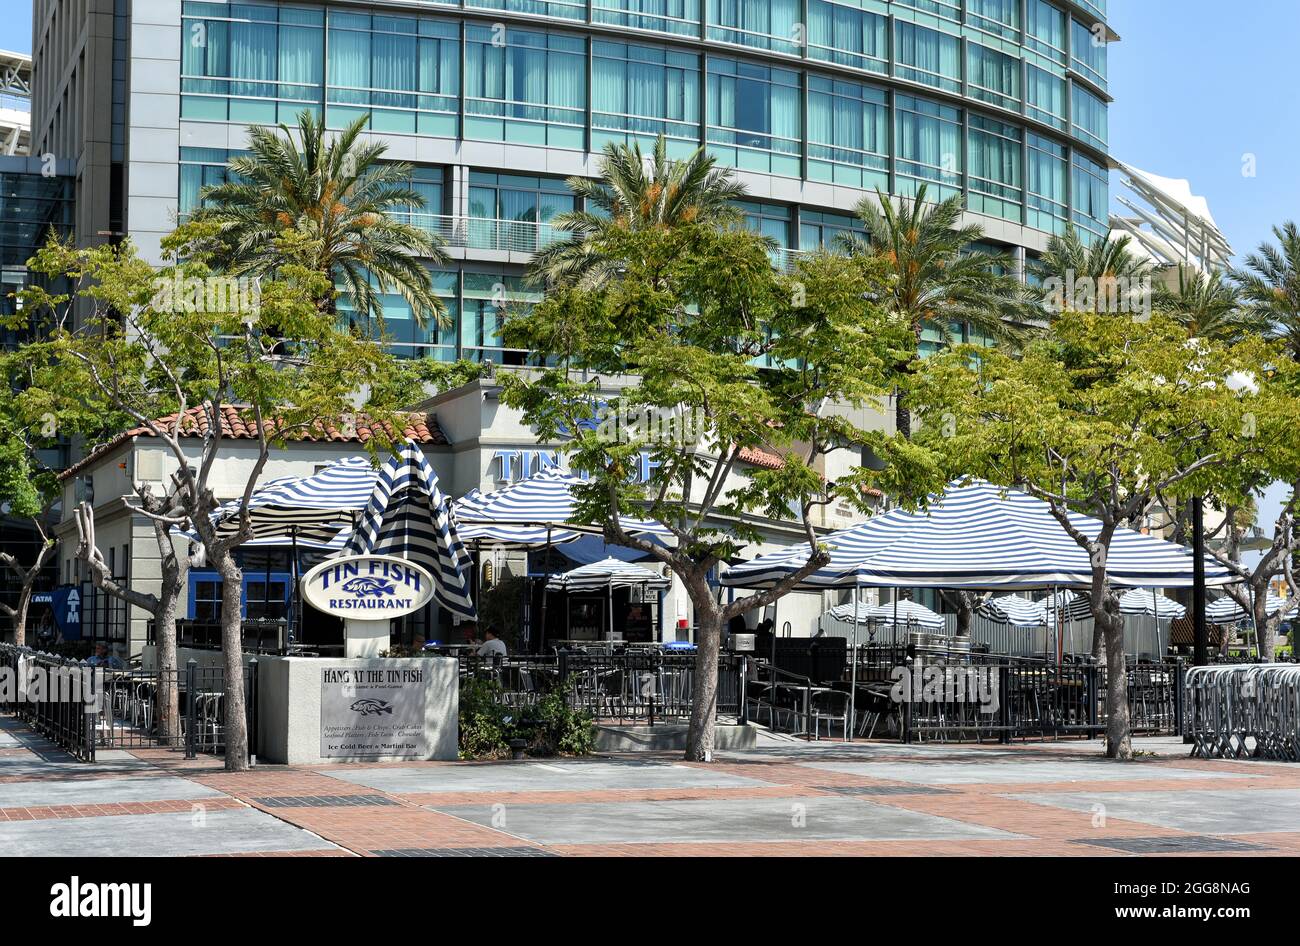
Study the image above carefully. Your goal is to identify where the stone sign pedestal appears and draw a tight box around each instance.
[257,656,458,764]
[344,618,391,658]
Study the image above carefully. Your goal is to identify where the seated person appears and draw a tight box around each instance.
[87,643,124,669]
[476,625,507,657]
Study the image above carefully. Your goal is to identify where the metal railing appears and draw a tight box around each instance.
[1185,663,1300,761]
[459,651,745,725]
[0,644,97,761]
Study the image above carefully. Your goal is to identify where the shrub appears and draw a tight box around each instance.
[458,677,512,759]
[515,677,596,757]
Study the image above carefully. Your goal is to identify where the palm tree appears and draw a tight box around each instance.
[835,185,1028,437]
[1156,266,1262,341]
[529,135,748,289]
[193,109,449,325]
[1031,227,1155,315]
[1233,221,1300,358]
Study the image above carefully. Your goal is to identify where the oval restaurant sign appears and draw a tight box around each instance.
[300,554,435,620]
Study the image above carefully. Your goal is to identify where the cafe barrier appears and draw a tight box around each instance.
[1185,663,1300,761]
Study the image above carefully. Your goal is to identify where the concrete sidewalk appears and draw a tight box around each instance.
[2,716,1298,856]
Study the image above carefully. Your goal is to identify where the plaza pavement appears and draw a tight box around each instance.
[2,716,1299,856]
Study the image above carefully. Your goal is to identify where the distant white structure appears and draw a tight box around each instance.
[1110,159,1232,273]
[0,49,31,157]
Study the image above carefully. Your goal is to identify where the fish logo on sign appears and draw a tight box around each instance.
[340,576,396,598]
[350,698,394,716]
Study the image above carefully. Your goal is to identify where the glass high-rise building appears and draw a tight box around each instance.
[32,0,1114,363]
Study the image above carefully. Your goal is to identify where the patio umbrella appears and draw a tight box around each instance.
[547,557,671,640]
[826,599,945,630]
[346,440,476,620]
[720,479,1237,592]
[204,456,378,543]
[454,488,582,549]
[457,469,672,539]
[976,594,1049,625]
[1206,593,1297,625]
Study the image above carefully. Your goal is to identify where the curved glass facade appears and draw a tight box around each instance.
[177,0,1113,358]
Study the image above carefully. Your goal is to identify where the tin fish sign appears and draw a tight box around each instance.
[300,555,436,620]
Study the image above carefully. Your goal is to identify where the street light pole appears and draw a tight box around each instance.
[1192,498,1208,666]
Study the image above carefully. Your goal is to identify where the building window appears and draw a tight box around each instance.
[465,0,586,23]
[893,0,960,22]
[1070,18,1108,90]
[799,209,862,251]
[967,43,1020,112]
[592,0,700,38]
[966,0,1020,40]
[325,11,459,137]
[389,167,447,237]
[461,273,538,365]
[591,40,700,156]
[806,0,887,75]
[1070,83,1107,150]
[468,172,577,253]
[180,2,325,124]
[1026,133,1068,235]
[1025,64,1066,130]
[1025,0,1067,64]
[705,57,801,178]
[893,21,961,94]
[1071,151,1108,240]
[464,25,587,149]
[806,74,889,191]
[188,571,290,621]
[706,0,801,56]
[341,268,458,361]
[967,114,1022,222]
[179,147,242,216]
[894,94,962,201]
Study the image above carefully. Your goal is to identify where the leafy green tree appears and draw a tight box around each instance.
[836,186,1028,437]
[0,352,61,646]
[886,310,1276,758]
[22,227,405,771]
[528,135,747,290]
[502,222,904,760]
[191,109,449,324]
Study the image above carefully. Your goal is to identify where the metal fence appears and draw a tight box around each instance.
[0,644,97,761]
[0,644,257,763]
[459,651,745,725]
[1185,663,1300,761]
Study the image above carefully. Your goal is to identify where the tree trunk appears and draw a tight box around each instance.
[1102,612,1130,759]
[10,586,32,647]
[894,390,911,440]
[153,521,184,742]
[154,580,181,741]
[683,570,722,762]
[214,552,249,771]
[954,591,973,636]
[1253,588,1276,662]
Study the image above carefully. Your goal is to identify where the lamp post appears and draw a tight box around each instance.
[1192,498,1208,666]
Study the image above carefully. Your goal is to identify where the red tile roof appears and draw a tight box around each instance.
[737,446,785,470]
[59,405,446,480]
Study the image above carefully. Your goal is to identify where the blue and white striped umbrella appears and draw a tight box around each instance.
[202,457,378,543]
[458,469,672,539]
[1118,589,1186,619]
[546,557,672,593]
[721,479,1237,591]
[346,440,476,620]
[977,594,1050,625]
[1206,593,1297,625]
[827,600,946,630]
[454,488,582,549]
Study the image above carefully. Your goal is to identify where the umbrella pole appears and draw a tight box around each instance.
[849,580,859,742]
[290,526,300,651]
[1153,589,1160,659]
[538,525,553,653]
